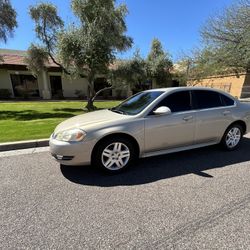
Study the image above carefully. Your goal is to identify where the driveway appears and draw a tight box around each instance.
[1,135,250,249]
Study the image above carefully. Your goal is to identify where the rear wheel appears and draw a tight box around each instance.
[221,124,243,150]
[92,137,136,173]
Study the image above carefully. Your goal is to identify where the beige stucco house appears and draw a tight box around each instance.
[0,49,129,100]
[2,49,249,100]
[188,73,250,99]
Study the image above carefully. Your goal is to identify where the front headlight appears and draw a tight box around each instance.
[54,128,86,142]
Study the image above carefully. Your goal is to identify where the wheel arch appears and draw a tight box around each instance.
[91,132,140,163]
[226,120,247,135]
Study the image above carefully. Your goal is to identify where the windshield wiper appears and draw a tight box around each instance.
[109,108,127,115]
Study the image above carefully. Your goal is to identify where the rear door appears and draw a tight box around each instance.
[192,90,235,144]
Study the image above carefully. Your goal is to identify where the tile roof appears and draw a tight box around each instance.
[0,49,127,69]
[0,49,59,67]
[0,54,27,66]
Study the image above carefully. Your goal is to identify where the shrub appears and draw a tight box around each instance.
[54,90,64,99]
[18,89,29,99]
[115,89,126,100]
[75,89,85,99]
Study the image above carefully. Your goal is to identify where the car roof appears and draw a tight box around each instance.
[144,87,235,97]
[145,86,222,92]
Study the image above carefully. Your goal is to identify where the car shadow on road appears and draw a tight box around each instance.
[60,137,250,187]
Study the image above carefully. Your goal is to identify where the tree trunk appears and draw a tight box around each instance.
[152,78,157,89]
[85,76,96,111]
[85,74,113,111]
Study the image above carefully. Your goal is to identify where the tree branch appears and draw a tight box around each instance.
[91,86,114,102]
[42,19,71,75]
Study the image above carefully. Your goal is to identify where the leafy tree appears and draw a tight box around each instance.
[110,39,173,92]
[26,3,66,75]
[0,0,17,62]
[171,58,191,86]
[175,0,250,83]
[26,44,49,74]
[175,46,238,85]
[201,0,250,72]
[109,49,147,93]
[27,0,132,110]
[146,38,173,87]
[0,0,17,43]
[188,48,228,80]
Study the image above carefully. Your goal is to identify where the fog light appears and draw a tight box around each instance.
[52,154,74,161]
[56,155,64,160]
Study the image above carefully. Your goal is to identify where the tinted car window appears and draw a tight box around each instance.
[156,91,191,112]
[220,94,235,106]
[193,90,223,109]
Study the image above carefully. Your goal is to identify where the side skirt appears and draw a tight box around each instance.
[141,141,219,158]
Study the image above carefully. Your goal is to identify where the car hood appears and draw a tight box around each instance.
[54,109,130,133]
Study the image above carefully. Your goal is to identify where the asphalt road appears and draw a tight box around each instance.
[1,135,250,249]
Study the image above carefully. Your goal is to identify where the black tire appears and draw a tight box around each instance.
[221,124,243,151]
[92,137,136,173]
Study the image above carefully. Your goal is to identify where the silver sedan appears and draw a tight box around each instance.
[50,87,250,172]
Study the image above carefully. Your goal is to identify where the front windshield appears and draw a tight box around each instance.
[111,91,164,115]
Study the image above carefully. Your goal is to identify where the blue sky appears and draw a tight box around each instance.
[1,0,234,61]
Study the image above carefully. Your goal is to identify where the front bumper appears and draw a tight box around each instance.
[49,136,96,166]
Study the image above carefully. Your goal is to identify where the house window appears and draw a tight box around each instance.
[11,74,39,97]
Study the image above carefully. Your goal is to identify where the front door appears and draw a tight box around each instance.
[144,90,196,153]
[50,76,62,97]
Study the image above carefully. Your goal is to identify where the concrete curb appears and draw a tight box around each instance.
[240,99,250,102]
[0,139,49,152]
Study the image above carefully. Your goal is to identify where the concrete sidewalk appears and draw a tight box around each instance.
[0,139,49,152]
[240,98,250,102]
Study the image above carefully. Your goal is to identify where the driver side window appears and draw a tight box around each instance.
[154,90,192,113]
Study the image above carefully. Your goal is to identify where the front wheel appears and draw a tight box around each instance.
[221,124,243,150]
[92,137,136,173]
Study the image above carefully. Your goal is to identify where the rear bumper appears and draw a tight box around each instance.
[49,136,96,166]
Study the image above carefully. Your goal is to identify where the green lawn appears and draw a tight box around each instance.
[0,101,120,143]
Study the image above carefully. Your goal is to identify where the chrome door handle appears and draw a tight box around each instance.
[183,115,193,121]
[223,110,231,116]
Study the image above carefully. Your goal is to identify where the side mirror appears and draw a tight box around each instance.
[153,106,171,116]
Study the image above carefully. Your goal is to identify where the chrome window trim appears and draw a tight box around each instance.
[192,102,237,112]
[146,107,198,117]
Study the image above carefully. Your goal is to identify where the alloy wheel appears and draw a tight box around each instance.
[101,142,130,170]
[225,127,241,149]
